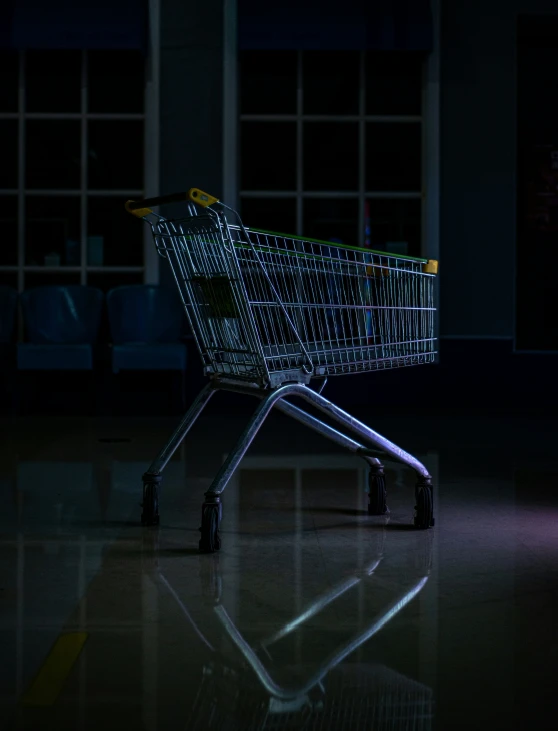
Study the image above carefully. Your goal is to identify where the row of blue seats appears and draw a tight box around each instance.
[0,284,189,374]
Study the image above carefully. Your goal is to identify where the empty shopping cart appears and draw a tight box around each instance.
[125,188,438,551]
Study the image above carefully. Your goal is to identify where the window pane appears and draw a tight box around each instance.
[88,197,143,267]
[0,196,18,266]
[240,51,297,115]
[26,51,81,113]
[24,272,80,289]
[366,123,421,192]
[26,121,81,189]
[303,198,359,246]
[303,51,359,115]
[25,196,81,267]
[0,51,19,112]
[240,197,297,235]
[0,121,18,189]
[88,50,145,114]
[88,121,144,190]
[241,122,296,191]
[304,122,358,191]
[366,199,422,258]
[87,271,143,292]
[366,52,423,115]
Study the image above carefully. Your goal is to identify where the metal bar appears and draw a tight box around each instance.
[275,399,381,465]
[3,112,145,120]
[14,266,81,273]
[18,189,144,197]
[221,383,389,466]
[207,383,430,496]
[17,189,145,197]
[239,190,422,199]
[145,382,216,476]
[86,266,144,273]
[17,51,25,295]
[240,114,422,123]
[296,50,303,237]
[358,50,366,248]
[239,191,297,199]
[422,0,441,363]
[205,385,296,496]
[295,385,431,479]
[80,50,87,285]
[143,0,161,286]
[223,0,238,211]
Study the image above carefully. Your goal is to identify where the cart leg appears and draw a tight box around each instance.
[274,400,388,515]
[142,382,216,526]
[290,385,433,528]
[199,385,300,552]
[199,382,433,551]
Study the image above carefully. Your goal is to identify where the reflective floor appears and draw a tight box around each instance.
[1,404,557,730]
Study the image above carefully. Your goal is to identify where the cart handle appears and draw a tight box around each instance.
[125,188,219,218]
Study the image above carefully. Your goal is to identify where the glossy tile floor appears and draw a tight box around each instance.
[1,402,557,730]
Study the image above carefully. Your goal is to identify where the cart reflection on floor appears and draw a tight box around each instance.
[141,529,434,731]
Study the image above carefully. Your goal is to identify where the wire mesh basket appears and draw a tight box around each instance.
[127,190,437,388]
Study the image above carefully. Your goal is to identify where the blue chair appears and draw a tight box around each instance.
[0,286,18,344]
[106,285,188,410]
[18,286,104,371]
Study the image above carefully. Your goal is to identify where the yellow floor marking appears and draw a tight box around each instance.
[21,632,88,707]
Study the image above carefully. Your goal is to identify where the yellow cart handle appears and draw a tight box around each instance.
[125,188,219,218]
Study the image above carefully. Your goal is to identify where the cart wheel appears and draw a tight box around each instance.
[368,468,389,516]
[141,478,161,526]
[414,482,435,529]
[199,500,222,553]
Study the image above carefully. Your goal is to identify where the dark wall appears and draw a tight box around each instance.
[440,0,558,340]
[159,0,224,291]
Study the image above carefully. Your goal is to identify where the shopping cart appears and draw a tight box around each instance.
[125,188,438,551]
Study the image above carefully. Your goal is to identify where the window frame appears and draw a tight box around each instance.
[237,48,436,259]
[0,16,160,295]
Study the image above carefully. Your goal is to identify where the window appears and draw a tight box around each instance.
[238,50,424,257]
[0,50,147,292]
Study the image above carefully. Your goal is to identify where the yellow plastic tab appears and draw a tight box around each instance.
[423,259,438,274]
[125,200,152,218]
[187,188,219,207]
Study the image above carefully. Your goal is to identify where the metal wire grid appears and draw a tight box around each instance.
[150,211,436,386]
[187,664,433,731]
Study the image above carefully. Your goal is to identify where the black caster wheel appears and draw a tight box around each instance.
[199,500,222,553]
[414,482,435,529]
[368,468,389,516]
[141,475,161,527]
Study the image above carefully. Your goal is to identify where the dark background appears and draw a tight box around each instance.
[1,0,558,415]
